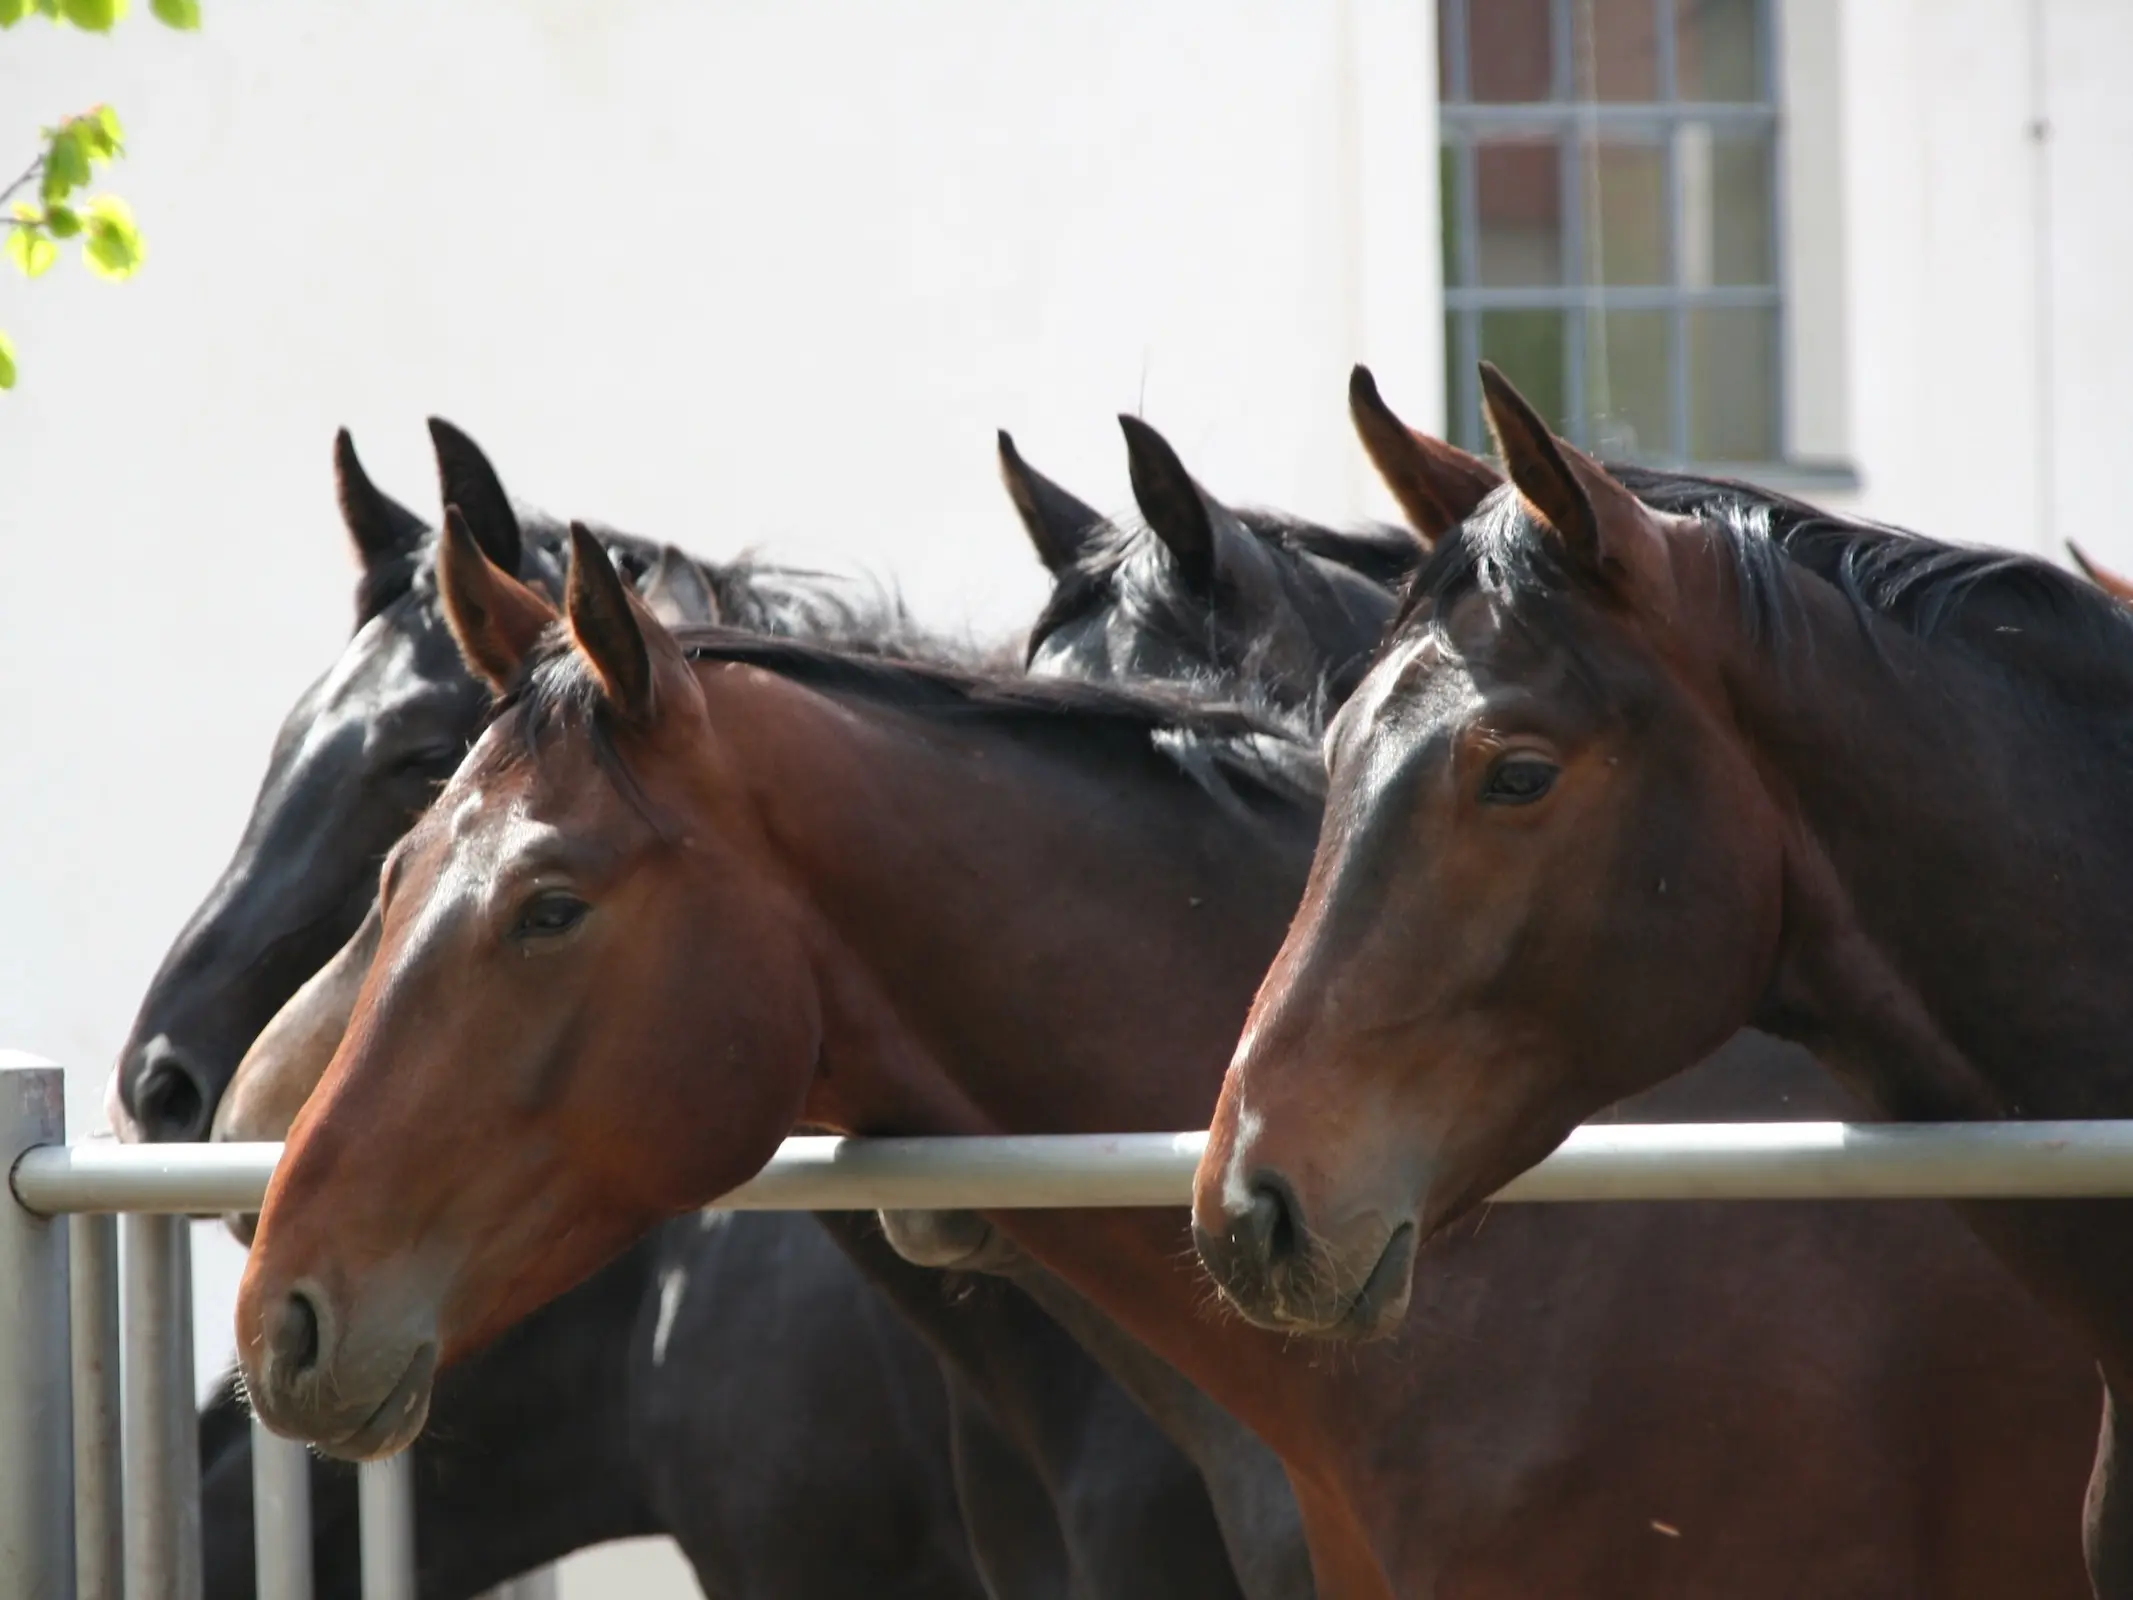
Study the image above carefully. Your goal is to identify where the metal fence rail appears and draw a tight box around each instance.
[21,1056,2133,1598]
[25,1117,2133,1219]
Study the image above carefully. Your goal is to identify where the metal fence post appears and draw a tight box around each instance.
[358,1454,417,1600]
[170,1223,201,1600]
[0,1060,75,1600]
[123,1213,201,1600]
[72,1208,123,1600]
[251,1415,313,1600]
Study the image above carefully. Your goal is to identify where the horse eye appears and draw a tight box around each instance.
[512,891,590,941]
[1481,754,1558,806]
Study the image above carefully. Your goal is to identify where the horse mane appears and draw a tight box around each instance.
[1027,508,1416,673]
[364,505,978,666]
[1404,465,2133,708]
[489,626,1325,816]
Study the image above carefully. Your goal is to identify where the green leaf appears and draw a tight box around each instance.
[5,226,59,279]
[0,331,15,392]
[41,129,91,204]
[81,194,143,279]
[59,0,125,29]
[42,203,79,238]
[148,0,197,26]
[82,106,124,161]
[0,0,29,27]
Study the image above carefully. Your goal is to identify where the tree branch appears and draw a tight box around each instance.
[0,151,45,215]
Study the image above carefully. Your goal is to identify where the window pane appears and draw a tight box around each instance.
[1586,311,1673,457]
[1476,140,1563,286]
[1677,125,1773,287]
[1480,310,1568,435]
[1467,0,1554,102]
[1677,0,1764,102]
[1689,307,1777,460]
[1572,0,1661,102]
[1587,140,1669,285]
[1708,133,1774,285]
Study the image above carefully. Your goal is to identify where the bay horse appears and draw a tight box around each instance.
[108,418,877,1144]
[118,422,1260,1597]
[1198,361,2133,1594]
[236,522,2098,1597]
[204,404,1427,1597]
[210,408,1432,1598]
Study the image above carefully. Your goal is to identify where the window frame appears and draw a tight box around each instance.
[1437,0,1787,467]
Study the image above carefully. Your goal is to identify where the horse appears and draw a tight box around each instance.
[1008,416,1411,705]
[1198,360,2133,1595]
[2070,543,2133,605]
[109,418,874,1145]
[203,1221,1005,1599]
[211,407,1439,1599]
[137,421,1260,1598]
[232,520,2099,1597]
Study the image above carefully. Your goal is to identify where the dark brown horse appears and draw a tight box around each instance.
[1200,361,2133,1594]
[235,522,2098,1596]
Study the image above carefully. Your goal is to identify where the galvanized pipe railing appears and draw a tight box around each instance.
[26,1119,2133,1218]
[25,1055,2133,1598]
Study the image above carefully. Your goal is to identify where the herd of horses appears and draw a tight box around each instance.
[101,363,2133,1597]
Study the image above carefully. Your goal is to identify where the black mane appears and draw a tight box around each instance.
[490,626,1324,814]
[365,504,968,665]
[1403,465,2133,706]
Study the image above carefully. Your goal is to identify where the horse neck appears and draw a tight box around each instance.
[1720,566,2133,1121]
[698,665,1319,1134]
[695,664,1376,1465]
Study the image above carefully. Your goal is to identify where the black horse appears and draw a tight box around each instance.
[203,1219,990,1598]
[1010,415,1412,706]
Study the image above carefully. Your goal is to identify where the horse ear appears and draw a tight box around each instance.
[1348,366,1500,550]
[566,525,655,721]
[1120,414,1234,589]
[438,506,556,693]
[427,417,522,576]
[2069,543,2133,605]
[333,429,427,571]
[1477,362,1600,561]
[998,431,1104,574]
[640,545,723,626]
[1477,362,1661,587]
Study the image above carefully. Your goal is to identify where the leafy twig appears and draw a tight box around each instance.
[0,0,201,389]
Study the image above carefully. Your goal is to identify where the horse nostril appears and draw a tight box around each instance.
[134,1048,208,1142]
[273,1290,322,1376]
[1245,1173,1303,1269]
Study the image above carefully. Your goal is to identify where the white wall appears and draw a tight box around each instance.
[1829,0,2133,562]
[0,2,1433,1593]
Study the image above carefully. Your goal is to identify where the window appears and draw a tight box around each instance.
[1437,0,1781,465]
